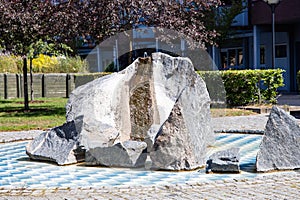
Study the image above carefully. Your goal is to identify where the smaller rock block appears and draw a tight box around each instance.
[85,141,147,168]
[26,121,84,165]
[206,148,240,173]
[256,106,300,172]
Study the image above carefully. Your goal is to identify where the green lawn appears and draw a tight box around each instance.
[0,98,67,132]
[0,97,257,132]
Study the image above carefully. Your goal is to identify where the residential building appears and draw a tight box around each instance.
[215,0,300,92]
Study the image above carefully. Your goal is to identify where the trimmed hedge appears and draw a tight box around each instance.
[198,69,284,106]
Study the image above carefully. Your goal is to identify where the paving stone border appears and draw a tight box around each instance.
[0,172,299,199]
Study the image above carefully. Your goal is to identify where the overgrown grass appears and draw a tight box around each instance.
[0,54,88,73]
[0,97,258,132]
[0,98,67,132]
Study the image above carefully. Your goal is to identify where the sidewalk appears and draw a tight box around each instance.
[277,94,300,106]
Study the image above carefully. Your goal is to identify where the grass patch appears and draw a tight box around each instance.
[0,97,258,132]
[0,98,67,132]
[211,108,258,118]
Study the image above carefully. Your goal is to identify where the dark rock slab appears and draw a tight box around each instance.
[85,141,147,168]
[206,148,240,173]
[26,121,84,165]
[256,106,300,172]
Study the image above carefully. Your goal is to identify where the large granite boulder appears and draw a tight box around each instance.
[206,148,240,173]
[26,121,84,165]
[27,53,213,169]
[256,106,300,172]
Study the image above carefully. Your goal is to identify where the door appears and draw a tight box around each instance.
[275,44,289,91]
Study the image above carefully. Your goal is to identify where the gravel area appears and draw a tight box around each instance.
[0,130,43,143]
[211,114,269,134]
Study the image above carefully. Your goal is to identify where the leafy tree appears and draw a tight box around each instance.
[0,0,80,109]
[0,0,225,110]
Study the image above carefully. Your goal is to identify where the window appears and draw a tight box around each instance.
[220,48,244,69]
[260,46,265,64]
[228,49,236,66]
[238,49,243,66]
[275,45,287,58]
[221,51,228,69]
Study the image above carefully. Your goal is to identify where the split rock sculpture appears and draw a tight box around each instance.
[26,53,213,170]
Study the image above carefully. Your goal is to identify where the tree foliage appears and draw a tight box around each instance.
[77,0,222,49]
[0,0,224,52]
[0,0,80,54]
[203,0,246,46]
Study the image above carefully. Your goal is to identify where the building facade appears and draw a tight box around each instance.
[216,0,300,92]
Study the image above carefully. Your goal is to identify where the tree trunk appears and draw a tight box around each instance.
[23,57,29,110]
[30,57,34,101]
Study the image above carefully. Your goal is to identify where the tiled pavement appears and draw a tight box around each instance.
[0,109,300,199]
[0,134,263,189]
[0,132,299,199]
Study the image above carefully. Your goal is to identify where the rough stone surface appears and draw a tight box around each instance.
[149,54,212,170]
[26,121,84,165]
[256,106,300,172]
[28,53,213,169]
[206,148,240,173]
[150,95,210,170]
[85,141,147,168]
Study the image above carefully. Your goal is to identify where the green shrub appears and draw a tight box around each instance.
[198,69,284,106]
[57,56,88,73]
[31,55,88,73]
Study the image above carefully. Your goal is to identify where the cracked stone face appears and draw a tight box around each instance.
[130,82,153,141]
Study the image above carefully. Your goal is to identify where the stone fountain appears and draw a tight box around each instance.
[26,53,214,171]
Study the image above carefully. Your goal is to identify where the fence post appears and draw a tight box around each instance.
[16,74,21,98]
[4,73,7,99]
[42,74,45,97]
[66,74,70,98]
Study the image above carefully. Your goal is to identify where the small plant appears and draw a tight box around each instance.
[31,54,59,73]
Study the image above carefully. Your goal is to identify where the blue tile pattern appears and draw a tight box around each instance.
[0,133,292,189]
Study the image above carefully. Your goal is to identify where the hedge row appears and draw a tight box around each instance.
[198,69,284,106]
